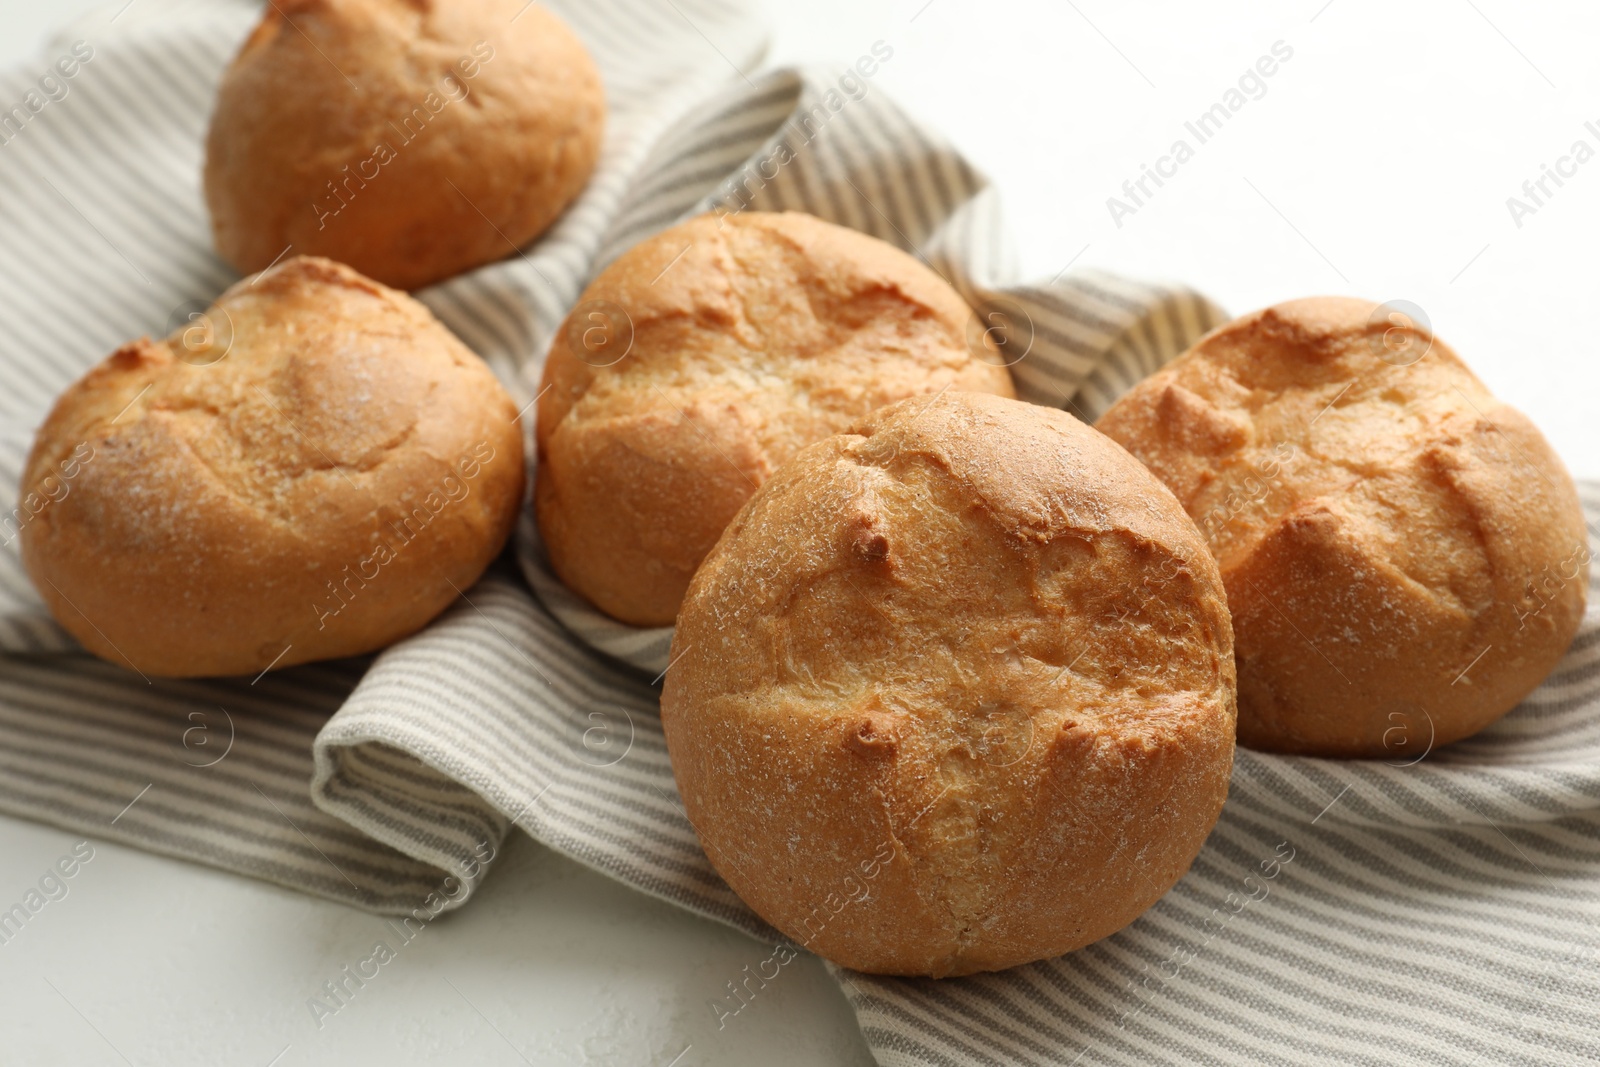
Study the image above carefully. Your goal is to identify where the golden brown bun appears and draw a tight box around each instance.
[536,211,1016,626]
[1097,297,1589,757]
[204,0,604,290]
[20,256,523,678]
[661,392,1236,977]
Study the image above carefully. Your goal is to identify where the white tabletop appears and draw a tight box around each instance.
[1,1,1595,1064]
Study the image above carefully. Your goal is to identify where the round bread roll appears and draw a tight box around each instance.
[662,391,1236,977]
[204,0,604,291]
[536,210,1016,626]
[1097,297,1589,757]
[20,256,523,678]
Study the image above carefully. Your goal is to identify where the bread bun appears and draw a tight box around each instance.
[536,211,1016,626]
[20,256,523,678]
[1097,297,1589,757]
[204,0,604,290]
[661,392,1236,976]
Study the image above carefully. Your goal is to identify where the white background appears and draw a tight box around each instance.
[0,1,1595,1065]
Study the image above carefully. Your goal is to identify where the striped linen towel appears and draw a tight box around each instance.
[2,2,1598,1064]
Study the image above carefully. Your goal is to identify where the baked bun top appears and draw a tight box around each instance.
[1097,296,1589,755]
[21,256,523,678]
[204,0,604,290]
[535,210,1016,626]
[663,392,1235,976]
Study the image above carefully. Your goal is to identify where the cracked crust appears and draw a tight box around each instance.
[19,256,523,677]
[1097,296,1588,756]
[535,211,1016,626]
[204,0,604,290]
[661,392,1235,976]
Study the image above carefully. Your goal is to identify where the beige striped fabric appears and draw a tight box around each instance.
[2,2,1598,1064]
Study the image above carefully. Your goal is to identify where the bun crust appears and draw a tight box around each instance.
[204,0,604,290]
[1097,297,1589,756]
[662,392,1235,977]
[20,256,523,678]
[535,211,1016,626]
